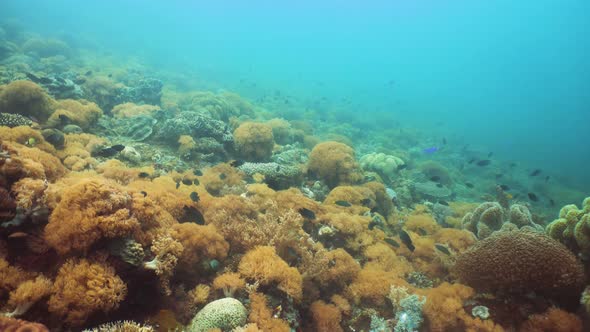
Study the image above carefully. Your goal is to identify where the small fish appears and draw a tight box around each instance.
[399,230,415,252]
[442,138,447,145]
[423,146,439,154]
[495,174,503,179]
[549,199,555,206]
[468,158,477,164]
[140,191,147,197]
[94,147,118,157]
[529,169,542,177]
[509,162,517,167]
[368,220,380,230]
[434,243,451,255]
[430,176,441,182]
[436,183,443,188]
[438,200,449,206]
[360,198,372,206]
[111,144,125,152]
[85,70,93,76]
[138,172,150,178]
[189,191,200,202]
[528,192,538,202]
[175,181,180,189]
[58,114,71,125]
[193,169,203,176]
[8,232,28,238]
[108,73,113,78]
[487,152,494,158]
[384,238,400,248]
[397,164,408,170]
[193,179,200,186]
[180,206,205,225]
[545,175,550,182]
[417,227,428,236]
[182,179,193,186]
[476,160,491,166]
[219,173,227,180]
[230,160,245,167]
[335,200,352,207]
[298,208,316,220]
[499,184,510,191]
[465,182,474,188]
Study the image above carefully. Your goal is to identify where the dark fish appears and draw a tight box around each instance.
[399,230,415,252]
[58,114,71,125]
[476,160,491,166]
[545,175,550,182]
[438,200,449,206]
[468,158,477,164]
[495,174,503,179]
[193,169,203,176]
[368,220,380,230]
[138,172,150,178]
[499,184,510,191]
[219,173,227,180]
[108,73,113,78]
[140,191,147,197]
[298,208,316,220]
[193,179,200,186]
[94,147,118,157]
[513,193,520,199]
[189,191,200,202]
[549,199,555,206]
[85,70,93,76]
[335,200,352,207]
[417,227,427,236]
[528,192,538,202]
[509,162,517,167]
[360,198,372,206]
[488,152,494,158]
[179,206,205,225]
[434,244,451,255]
[276,165,280,171]
[230,160,245,167]
[175,181,180,189]
[182,179,193,186]
[465,182,474,188]
[430,176,441,182]
[397,164,408,170]
[442,138,447,145]
[529,169,542,177]
[111,144,125,152]
[436,183,443,188]
[384,238,400,248]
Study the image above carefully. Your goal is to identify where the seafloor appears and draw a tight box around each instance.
[0,21,589,332]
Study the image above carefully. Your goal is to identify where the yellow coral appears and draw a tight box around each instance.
[47,99,102,129]
[233,122,275,161]
[308,141,362,188]
[0,80,56,121]
[112,102,160,118]
[6,276,52,317]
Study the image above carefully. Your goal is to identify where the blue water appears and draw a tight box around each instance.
[3,0,590,189]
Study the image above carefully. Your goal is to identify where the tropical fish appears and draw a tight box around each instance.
[94,145,124,157]
[193,169,203,176]
[58,114,71,125]
[399,230,415,252]
[175,181,180,189]
[335,200,352,207]
[468,158,477,164]
[193,179,200,186]
[110,144,125,152]
[499,184,510,191]
[438,200,449,206]
[465,182,474,188]
[417,227,428,236]
[436,183,443,188]
[360,198,372,206]
[384,238,400,248]
[85,70,93,76]
[230,160,245,167]
[180,206,205,225]
[529,169,542,176]
[219,173,227,180]
[476,160,491,166]
[528,192,539,202]
[423,147,439,154]
[140,191,148,197]
[430,176,441,182]
[138,172,150,178]
[397,164,408,170]
[298,208,316,220]
[189,191,200,202]
[434,243,451,255]
[182,179,193,186]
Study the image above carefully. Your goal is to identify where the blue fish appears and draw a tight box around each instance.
[423,146,439,154]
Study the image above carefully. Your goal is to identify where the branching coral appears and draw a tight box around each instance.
[307,141,362,188]
[46,99,103,129]
[233,122,275,161]
[5,275,52,317]
[143,233,184,295]
[0,80,56,122]
[454,230,585,305]
[48,258,127,326]
[44,179,140,254]
[238,246,303,300]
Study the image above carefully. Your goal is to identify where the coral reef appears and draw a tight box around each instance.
[234,122,275,162]
[0,80,56,121]
[546,197,590,259]
[307,141,362,188]
[359,152,404,181]
[188,297,247,332]
[462,201,543,239]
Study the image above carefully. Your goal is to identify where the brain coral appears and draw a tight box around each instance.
[233,122,275,161]
[307,141,362,188]
[462,202,542,239]
[359,152,404,180]
[454,230,585,305]
[546,197,590,259]
[189,297,247,332]
[0,80,56,122]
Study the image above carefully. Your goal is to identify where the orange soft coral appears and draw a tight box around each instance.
[324,185,375,215]
[0,80,56,121]
[0,126,56,153]
[48,258,127,326]
[111,102,160,118]
[5,275,52,317]
[307,141,362,188]
[239,246,303,300]
[201,163,245,196]
[345,266,408,306]
[0,141,66,182]
[0,258,31,298]
[143,233,184,295]
[213,272,246,297]
[46,99,102,129]
[0,316,49,332]
[233,121,275,161]
[248,291,290,332]
[519,307,582,332]
[169,223,229,269]
[310,300,343,332]
[44,178,140,254]
[317,248,360,288]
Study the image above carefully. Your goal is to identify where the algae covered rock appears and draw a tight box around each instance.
[189,297,247,332]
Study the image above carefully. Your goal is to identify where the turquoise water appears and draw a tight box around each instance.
[4,0,588,189]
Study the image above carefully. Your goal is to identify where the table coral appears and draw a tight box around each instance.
[307,141,362,188]
[44,179,140,254]
[454,230,585,305]
[233,121,275,161]
[48,258,127,326]
[0,80,56,122]
[238,246,303,300]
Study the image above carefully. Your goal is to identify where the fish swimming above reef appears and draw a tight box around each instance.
[399,230,415,252]
[529,169,542,177]
[468,158,477,164]
[193,169,203,176]
[499,184,510,191]
[179,206,205,225]
[397,164,408,170]
[360,198,372,206]
[528,192,539,202]
[384,238,400,248]
[182,179,193,186]
[465,182,474,188]
[423,146,439,154]
[93,145,125,157]
[138,172,150,178]
[476,159,491,166]
[335,200,352,207]
[189,191,200,202]
[298,208,316,220]
[230,160,245,167]
[434,243,451,255]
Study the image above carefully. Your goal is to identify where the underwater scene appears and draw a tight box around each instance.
[1,0,590,331]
